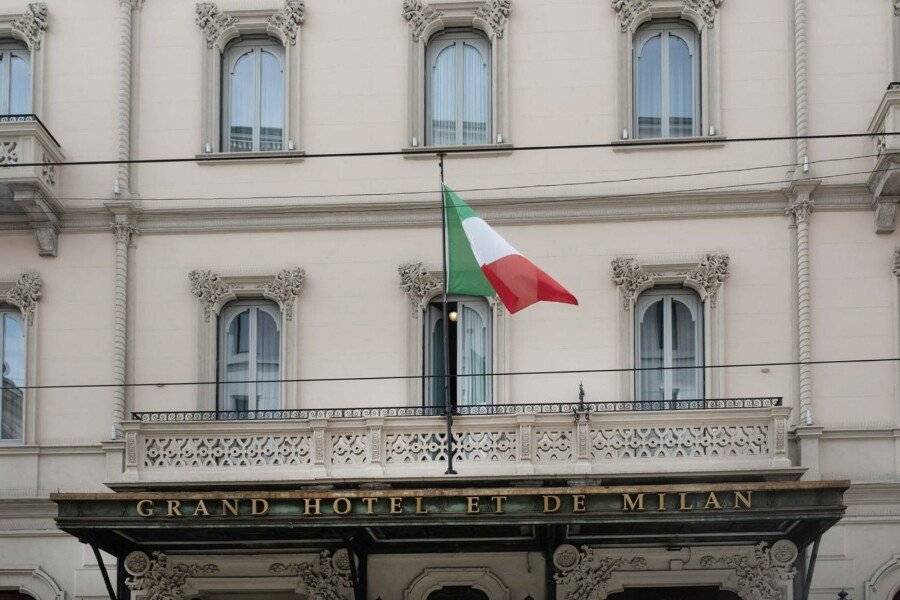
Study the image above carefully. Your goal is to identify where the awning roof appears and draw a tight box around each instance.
[52,480,848,556]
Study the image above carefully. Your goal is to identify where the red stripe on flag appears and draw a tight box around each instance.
[481,254,578,314]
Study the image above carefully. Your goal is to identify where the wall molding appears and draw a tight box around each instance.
[0,566,64,600]
[865,554,900,600]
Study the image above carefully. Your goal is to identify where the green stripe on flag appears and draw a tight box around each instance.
[444,185,495,297]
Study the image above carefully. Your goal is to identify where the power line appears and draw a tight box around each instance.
[4,356,899,392]
[0,130,894,168]
[43,151,878,203]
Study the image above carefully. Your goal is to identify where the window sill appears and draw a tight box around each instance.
[402,143,514,159]
[610,136,727,152]
[194,150,306,165]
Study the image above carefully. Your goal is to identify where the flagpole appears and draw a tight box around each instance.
[439,153,457,476]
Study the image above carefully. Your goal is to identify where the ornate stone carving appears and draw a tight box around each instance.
[111,222,139,246]
[144,434,313,467]
[32,224,57,257]
[592,425,769,459]
[12,3,48,50]
[475,0,512,37]
[686,253,729,304]
[554,546,624,600]
[125,552,218,600]
[5,272,42,325]
[402,0,443,41]
[264,267,305,321]
[685,0,724,27]
[269,551,353,600]
[893,249,900,277]
[611,0,722,31]
[267,0,304,45]
[331,433,369,465]
[895,0,900,16]
[195,2,237,49]
[188,269,234,322]
[398,262,442,313]
[700,542,796,600]
[385,430,517,463]
[786,195,814,225]
[123,551,151,577]
[610,257,651,309]
[41,152,56,186]
[534,429,575,462]
[0,142,19,165]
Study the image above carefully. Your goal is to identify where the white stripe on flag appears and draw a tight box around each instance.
[461,217,520,266]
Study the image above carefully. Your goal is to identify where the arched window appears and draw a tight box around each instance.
[1,307,24,441]
[425,297,491,409]
[635,288,703,405]
[426,29,491,146]
[633,21,699,138]
[222,37,285,152]
[0,41,30,115]
[218,300,281,412]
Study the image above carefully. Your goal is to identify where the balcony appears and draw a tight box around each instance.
[104,398,793,487]
[868,83,900,232]
[0,114,64,256]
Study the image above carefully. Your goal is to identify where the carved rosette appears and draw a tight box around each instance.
[475,0,512,38]
[188,269,234,322]
[264,267,306,321]
[700,542,797,600]
[398,262,442,314]
[270,550,353,600]
[267,0,304,45]
[195,2,237,49]
[610,257,651,309]
[5,272,42,325]
[125,552,218,600]
[686,253,729,305]
[402,0,443,41]
[12,2,48,50]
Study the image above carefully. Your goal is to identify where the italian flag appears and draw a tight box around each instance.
[444,185,578,314]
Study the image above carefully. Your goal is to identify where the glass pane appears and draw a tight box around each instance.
[9,54,29,114]
[636,34,662,139]
[637,299,664,403]
[430,44,457,145]
[459,304,488,405]
[670,298,699,400]
[229,51,255,152]
[430,315,445,408]
[222,309,250,412]
[2,313,24,440]
[462,42,488,145]
[259,50,284,151]
[255,309,280,410]
[668,33,694,137]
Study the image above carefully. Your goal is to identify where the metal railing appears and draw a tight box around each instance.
[0,113,61,147]
[131,396,782,422]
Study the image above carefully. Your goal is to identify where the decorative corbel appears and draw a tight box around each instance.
[610,257,651,309]
[267,0,304,45]
[4,271,42,325]
[402,0,443,41]
[398,262,441,315]
[188,269,234,322]
[475,0,512,38]
[263,267,306,320]
[12,2,48,50]
[686,253,729,305]
[195,2,236,49]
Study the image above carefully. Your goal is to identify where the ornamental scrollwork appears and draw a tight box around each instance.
[684,0,724,28]
[553,545,624,600]
[124,551,219,600]
[264,267,306,321]
[893,249,900,277]
[5,271,42,325]
[402,0,443,41]
[398,262,442,314]
[699,542,796,600]
[0,142,19,165]
[894,0,900,16]
[610,0,649,32]
[269,550,353,600]
[611,253,730,308]
[611,0,723,31]
[267,0,304,45]
[610,257,651,309]
[786,196,814,225]
[475,0,512,38]
[188,269,234,322]
[195,2,237,49]
[12,2,48,50]
[686,253,729,305]
[111,222,139,246]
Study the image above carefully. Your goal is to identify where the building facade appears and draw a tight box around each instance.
[0,0,898,599]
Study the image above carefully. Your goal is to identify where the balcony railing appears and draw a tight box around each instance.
[107,398,792,486]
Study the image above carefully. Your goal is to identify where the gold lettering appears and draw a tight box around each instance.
[415,497,428,514]
[251,498,270,516]
[166,500,182,517]
[221,499,239,516]
[679,492,694,511]
[734,490,752,509]
[572,495,586,513]
[136,500,155,517]
[192,499,210,517]
[362,497,378,514]
[622,493,645,511]
[543,495,561,513]
[390,497,403,514]
[466,496,480,514]
[333,497,352,515]
[491,496,507,513]
[303,498,321,515]
[704,492,722,510]
[657,493,667,512]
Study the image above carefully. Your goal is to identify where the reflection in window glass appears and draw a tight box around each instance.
[427,30,490,146]
[425,298,491,409]
[223,39,284,152]
[1,310,24,441]
[218,301,281,413]
[634,22,698,138]
[0,45,30,115]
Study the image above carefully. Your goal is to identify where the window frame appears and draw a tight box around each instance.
[217,299,283,412]
[0,307,25,442]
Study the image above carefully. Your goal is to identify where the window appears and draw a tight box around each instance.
[218,300,281,412]
[425,297,491,408]
[427,587,489,600]
[0,41,29,115]
[633,21,699,139]
[426,29,491,146]
[1,308,24,441]
[222,37,285,152]
[634,288,703,404]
